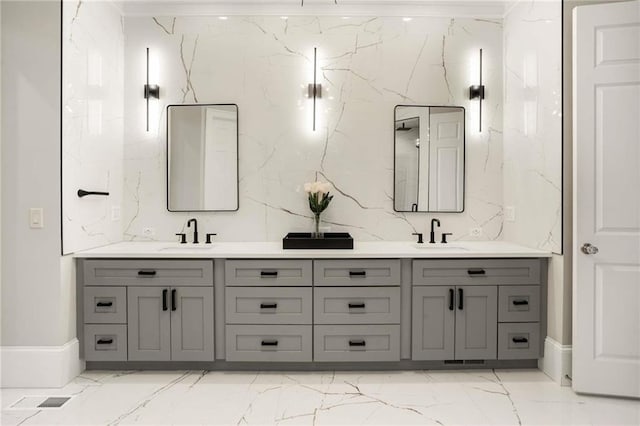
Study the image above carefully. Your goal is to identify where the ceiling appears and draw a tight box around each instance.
[115,0,511,18]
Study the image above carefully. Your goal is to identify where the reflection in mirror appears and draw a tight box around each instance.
[394,106,465,212]
[167,104,238,211]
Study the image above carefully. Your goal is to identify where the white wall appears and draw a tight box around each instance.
[62,0,124,254]
[1,1,80,387]
[122,15,504,243]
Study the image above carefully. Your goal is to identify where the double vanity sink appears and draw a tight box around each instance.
[75,240,550,370]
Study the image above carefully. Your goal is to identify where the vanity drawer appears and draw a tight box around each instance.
[412,259,541,286]
[225,287,312,324]
[225,325,312,362]
[314,287,400,324]
[314,259,401,286]
[314,325,400,362]
[84,287,127,324]
[498,323,541,359]
[84,324,127,361]
[225,260,312,286]
[83,259,213,287]
[499,286,541,322]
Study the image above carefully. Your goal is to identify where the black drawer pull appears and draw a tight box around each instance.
[458,288,464,310]
[449,289,454,311]
[260,303,278,309]
[349,270,366,277]
[512,299,529,306]
[512,337,529,344]
[96,338,113,345]
[171,289,177,311]
[260,271,278,277]
[349,339,366,347]
[96,301,113,307]
[467,269,486,276]
[348,302,366,309]
[138,270,157,276]
[261,340,278,346]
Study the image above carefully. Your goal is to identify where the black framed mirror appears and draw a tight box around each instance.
[167,104,239,212]
[394,105,465,212]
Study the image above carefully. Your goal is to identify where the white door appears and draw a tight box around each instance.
[573,0,640,398]
[428,111,464,211]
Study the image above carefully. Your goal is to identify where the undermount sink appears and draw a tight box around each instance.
[158,244,215,251]
[413,243,468,250]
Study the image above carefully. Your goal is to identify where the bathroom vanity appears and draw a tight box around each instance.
[76,241,549,370]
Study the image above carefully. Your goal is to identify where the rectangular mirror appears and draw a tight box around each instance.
[167,104,239,211]
[394,105,465,212]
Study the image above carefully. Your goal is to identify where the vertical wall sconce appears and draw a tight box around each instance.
[469,48,485,132]
[308,47,322,131]
[144,47,160,132]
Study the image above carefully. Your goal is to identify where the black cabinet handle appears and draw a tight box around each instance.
[449,289,454,311]
[349,339,366,347]
[96,301,113,307]
[512,337,529,343]
[77,189,109,198]
[467,269,486,276]
[261,340,278,347]
[96,338,113,345]
[162,289,168,311]
[171,289,177,311]
[349,271,366,277]
[138,270,157,277]
[512,299,529,306]
[260,271,278,277]
[458,288,464,310]
[348,302,366,309]
[260,303,278,309]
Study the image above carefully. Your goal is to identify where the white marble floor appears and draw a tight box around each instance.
[2,369,639,425]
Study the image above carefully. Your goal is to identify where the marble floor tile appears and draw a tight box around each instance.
[2,369,639,425]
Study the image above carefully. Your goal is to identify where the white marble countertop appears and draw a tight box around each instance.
[73,241,552,259]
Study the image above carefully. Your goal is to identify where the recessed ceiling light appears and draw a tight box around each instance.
[281,16,288,20]
[403,17,412,22]
[219,16,228,20]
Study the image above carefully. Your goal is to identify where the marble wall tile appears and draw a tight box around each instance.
[122,16,504,242]
[62,0,124,253]
[503,0,562,253]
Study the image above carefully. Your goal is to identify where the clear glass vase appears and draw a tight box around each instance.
[312,213,322,238]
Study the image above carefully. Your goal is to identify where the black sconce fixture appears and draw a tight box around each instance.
[469,48,485,132]
[144,47,160,132]
[308,47,322,131]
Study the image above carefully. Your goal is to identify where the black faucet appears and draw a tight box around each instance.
[187,218,199,244]
[430,218,441,243]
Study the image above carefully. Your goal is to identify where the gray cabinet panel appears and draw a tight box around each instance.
[127,287,171,361]
[412,259,541,286]
[84,324,127,361]
[314,325,400,362]
[225,325,312,362]
[225,260,312,286]
[84,259,213,287]
[171,287,215,361]
[411,286,455,360]
[314,287,400,325]
[226,287,312,325]
[455,286,497,360]
[84,286,127,324]
[498,286,541,323]
[498,323,541,359]
[314,259,401,286]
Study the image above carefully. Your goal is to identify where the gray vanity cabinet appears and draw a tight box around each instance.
[454,286,498,360]
[412,286,455,360]
[128,286,214,361]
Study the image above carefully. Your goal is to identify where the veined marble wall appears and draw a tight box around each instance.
[62,0,124,254]
[123,16,503,242]
[503,0,562,253]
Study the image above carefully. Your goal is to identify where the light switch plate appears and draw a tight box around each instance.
[29,208,44,229]
[505,206,516,222]
[111,206,121,221]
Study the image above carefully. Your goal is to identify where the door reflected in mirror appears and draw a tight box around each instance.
[167,104,239,211]
[394,105,465,212]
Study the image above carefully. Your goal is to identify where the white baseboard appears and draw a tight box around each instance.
[538,336,572,386]
[1,338,84,388]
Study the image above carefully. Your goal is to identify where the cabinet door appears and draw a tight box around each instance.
[128,287,171,361]
[455,285,497,360]
[412,286,455,360]
[170,287,215,361]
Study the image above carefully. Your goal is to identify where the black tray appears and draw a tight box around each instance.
[283,232,354,249]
